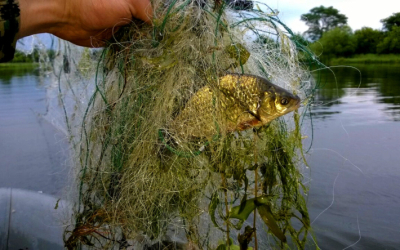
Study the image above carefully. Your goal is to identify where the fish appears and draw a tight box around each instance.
[172,73,301,138]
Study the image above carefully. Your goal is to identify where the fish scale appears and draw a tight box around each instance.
[172,73,300,138]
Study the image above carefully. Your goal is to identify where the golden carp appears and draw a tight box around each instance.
[172,73,300,138]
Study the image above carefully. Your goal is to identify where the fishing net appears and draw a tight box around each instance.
[46,0,318,249]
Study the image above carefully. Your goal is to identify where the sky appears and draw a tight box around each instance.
[267,0,400,34]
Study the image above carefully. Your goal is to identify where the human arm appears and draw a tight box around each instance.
[18,0,152,47]
[0,0,152,62]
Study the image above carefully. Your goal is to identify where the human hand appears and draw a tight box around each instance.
[18,0,153,47]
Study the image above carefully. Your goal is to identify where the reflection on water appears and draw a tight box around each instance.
[311,64,400,122]
[305,64,400,249]
[0,66,69,196]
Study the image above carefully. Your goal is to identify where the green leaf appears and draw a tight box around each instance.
[209,190,226,232]
[257,205,286,242]
[229,198,256,221]
[228,195,271,231]
[229,196,271,221]
[215,238,241,250]
[238,193,247,214]
[226,43,250,66]
[230,244,241,250]
[216,244,226,250]
[216,244,241,250]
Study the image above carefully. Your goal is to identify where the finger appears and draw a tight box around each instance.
[130,0,153,23]
[68,28,118,48]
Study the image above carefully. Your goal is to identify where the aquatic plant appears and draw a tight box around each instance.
[51,0,317,249]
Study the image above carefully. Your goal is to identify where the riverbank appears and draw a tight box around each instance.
[0,62,38,68]
[330,54,400,64]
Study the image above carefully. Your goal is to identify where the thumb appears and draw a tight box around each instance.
[130,0,153,23]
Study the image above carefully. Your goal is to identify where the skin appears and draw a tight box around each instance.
[17,0,153,47]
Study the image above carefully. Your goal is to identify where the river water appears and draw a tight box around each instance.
[0,66,69,197]
[304,64,400,249]
[0,63,399,249]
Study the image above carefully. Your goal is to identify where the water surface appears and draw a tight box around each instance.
[305,63,400,249]
[0,65,69,196]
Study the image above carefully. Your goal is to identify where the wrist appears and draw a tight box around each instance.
[17,0,69,39]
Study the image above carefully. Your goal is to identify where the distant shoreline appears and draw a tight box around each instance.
[0,63,39,68]
[329,54,400,64]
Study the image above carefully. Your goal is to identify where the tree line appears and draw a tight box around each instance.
[300,6,400,59]
[12,48,57,63]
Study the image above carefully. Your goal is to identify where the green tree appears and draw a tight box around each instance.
[10,48,56,63]
[377,26,400,54]
[310,26,356,59]
[354,27,382,54]
[11,51,34,63]
[381,12,400,31]
[301,6,348,41]
[292,32,309,48]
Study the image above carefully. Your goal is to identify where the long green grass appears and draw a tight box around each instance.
[331,54,400,64]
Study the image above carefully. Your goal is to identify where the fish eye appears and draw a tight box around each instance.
[280,98,289,105]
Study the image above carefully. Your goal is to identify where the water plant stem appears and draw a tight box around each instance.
[222,173,230,250]
[253,131,258,250]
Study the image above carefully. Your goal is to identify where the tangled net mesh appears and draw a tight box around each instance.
[46,0,318,249]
